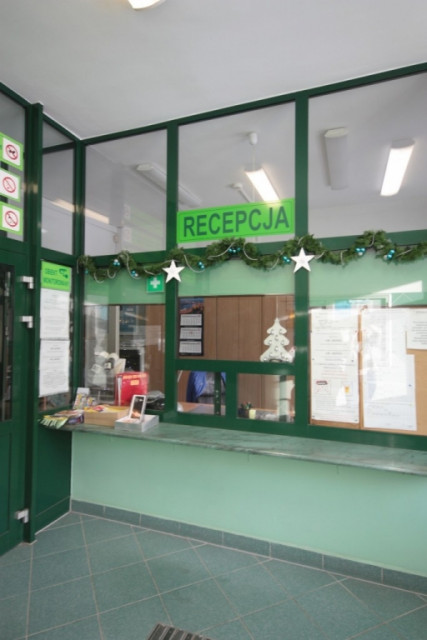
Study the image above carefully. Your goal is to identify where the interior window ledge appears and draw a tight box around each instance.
[45,421,427,476]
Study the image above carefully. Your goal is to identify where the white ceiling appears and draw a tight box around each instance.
[1,0,427,139]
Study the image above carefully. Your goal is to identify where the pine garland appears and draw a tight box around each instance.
[77,230,427,282]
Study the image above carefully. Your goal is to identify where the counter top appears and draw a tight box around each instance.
[50,420,427,476]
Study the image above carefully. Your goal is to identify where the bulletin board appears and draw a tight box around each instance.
[310,306,427,436]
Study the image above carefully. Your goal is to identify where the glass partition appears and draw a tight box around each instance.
[0,92,25,242]
[308,72,427,236]
[42,144,74,253]
[178,102,295,247]
[85,130,167,256]
[309,254,427,436]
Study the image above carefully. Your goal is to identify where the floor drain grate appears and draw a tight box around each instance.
[147,623,214,640]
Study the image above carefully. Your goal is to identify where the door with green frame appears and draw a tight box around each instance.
[0,250,31,555]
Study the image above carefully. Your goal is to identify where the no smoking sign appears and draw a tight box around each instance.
[0,132,23,170]
[0,168,21,201]
[1,203,22,235]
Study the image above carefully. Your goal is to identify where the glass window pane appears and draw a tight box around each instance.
[309,255,427,436]
[0,92,25,242]
[42,147,74,253]
[84,303,165,405]
[85,130,167,256]
[309,73,427,236]
[178,371,225,416]
[237,374,295,423]
[179,103,295,247]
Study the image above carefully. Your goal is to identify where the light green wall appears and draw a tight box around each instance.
[71,432,427,577]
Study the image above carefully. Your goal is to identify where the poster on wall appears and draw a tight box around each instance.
[361,308,416,431]
[310,308,360,423]
[39,262,72,397]
[178,298,204,355]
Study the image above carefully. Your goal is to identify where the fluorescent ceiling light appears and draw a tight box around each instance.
[128,0,165,9]
[324,127,349,190]
[136,162,201,209]
[244,168,280,202]
[381,139,414,197]
[53,199,110,224]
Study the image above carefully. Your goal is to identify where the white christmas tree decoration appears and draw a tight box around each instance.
[163,260,185,282]
[260,318,295,362]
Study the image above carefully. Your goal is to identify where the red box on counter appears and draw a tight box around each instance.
[115,372,149,406]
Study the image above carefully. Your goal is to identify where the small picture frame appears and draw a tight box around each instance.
[129,394,147,423]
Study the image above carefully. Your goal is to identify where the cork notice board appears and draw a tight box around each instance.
[310,307,427,436]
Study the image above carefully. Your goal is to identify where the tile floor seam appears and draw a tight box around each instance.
[345,621,406,640]
[261,557,342,598]
[130,526,174,628]
[80,513,107,640]
[24,541,33,640]
[26,614,101,640]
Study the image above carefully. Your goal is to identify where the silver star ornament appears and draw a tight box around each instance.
[291,247,314,272]
[163,260,185,282]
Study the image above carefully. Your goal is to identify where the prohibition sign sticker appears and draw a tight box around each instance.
[1,203,22,235]
[0,168,21,201]
[0,132,23,170]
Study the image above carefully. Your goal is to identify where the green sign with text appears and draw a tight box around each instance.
[41,262,72,291]
[177,199,295,243]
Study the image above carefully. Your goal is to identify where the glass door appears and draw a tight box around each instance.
[0,251,31,555]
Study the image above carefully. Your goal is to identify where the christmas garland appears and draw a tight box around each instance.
[77,230,427,282]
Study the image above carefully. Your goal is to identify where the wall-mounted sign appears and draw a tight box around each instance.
[0,132,24,170]
[177,199,295,244]
[1,203,22,235]
[41,262,72,292]
[147,273,165,293]
[0,168,21,201]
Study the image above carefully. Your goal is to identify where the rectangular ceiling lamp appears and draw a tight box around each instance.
[136,163,201,208]
[244,168,280,202]
[324,128,349,190]
[128,0,165,9]
[381,139,414,197]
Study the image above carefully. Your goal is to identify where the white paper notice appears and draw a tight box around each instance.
[40,288,70,339]
[407,308,427,350]
[310,308,360,423]
[39,340,70,397]
[361,308,416,431]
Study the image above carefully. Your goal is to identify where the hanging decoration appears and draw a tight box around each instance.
[77,230,427,283]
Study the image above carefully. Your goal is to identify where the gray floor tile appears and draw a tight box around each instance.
[0,542,32,566]
[28,615,102,640]
[87,534,143,573]
[215,563,289,615]
[31,547,90,590]
[0,594,28,640]
[44,513,83,530]
[82,517,134,544]
[161,579,237,631]
[242,599,328,640]
[388,604,427,639]
[201,619,252,640]
[194,544,261,576]
[93,561,157,611]
[33,523,85,558]
[350,624,403,639]
[100,595,168,640]
[147,547,211,592]
[296,581,382,640]
[343,577,426,621]
[264,558,338,596]
[135,529,193,559]
[28,576,97,635]
[0,559,30,598]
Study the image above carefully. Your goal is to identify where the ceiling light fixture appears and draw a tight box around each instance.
[136,162,201,209]
[231,182,252,203]
[324,127,349,190]
[380,139,414,197]
[244,168,280,202]
[128,0,165,9]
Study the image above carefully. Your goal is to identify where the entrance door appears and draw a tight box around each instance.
[0,251,31,555]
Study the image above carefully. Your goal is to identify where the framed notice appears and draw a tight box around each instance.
[179,298,204,356]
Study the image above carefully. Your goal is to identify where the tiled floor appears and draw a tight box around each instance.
[1,513,427,640]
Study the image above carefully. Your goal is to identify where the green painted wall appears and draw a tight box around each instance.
[71,432,427,577]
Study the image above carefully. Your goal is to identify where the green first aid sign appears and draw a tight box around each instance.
[177,199,295,244]
[41,262,72,291]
